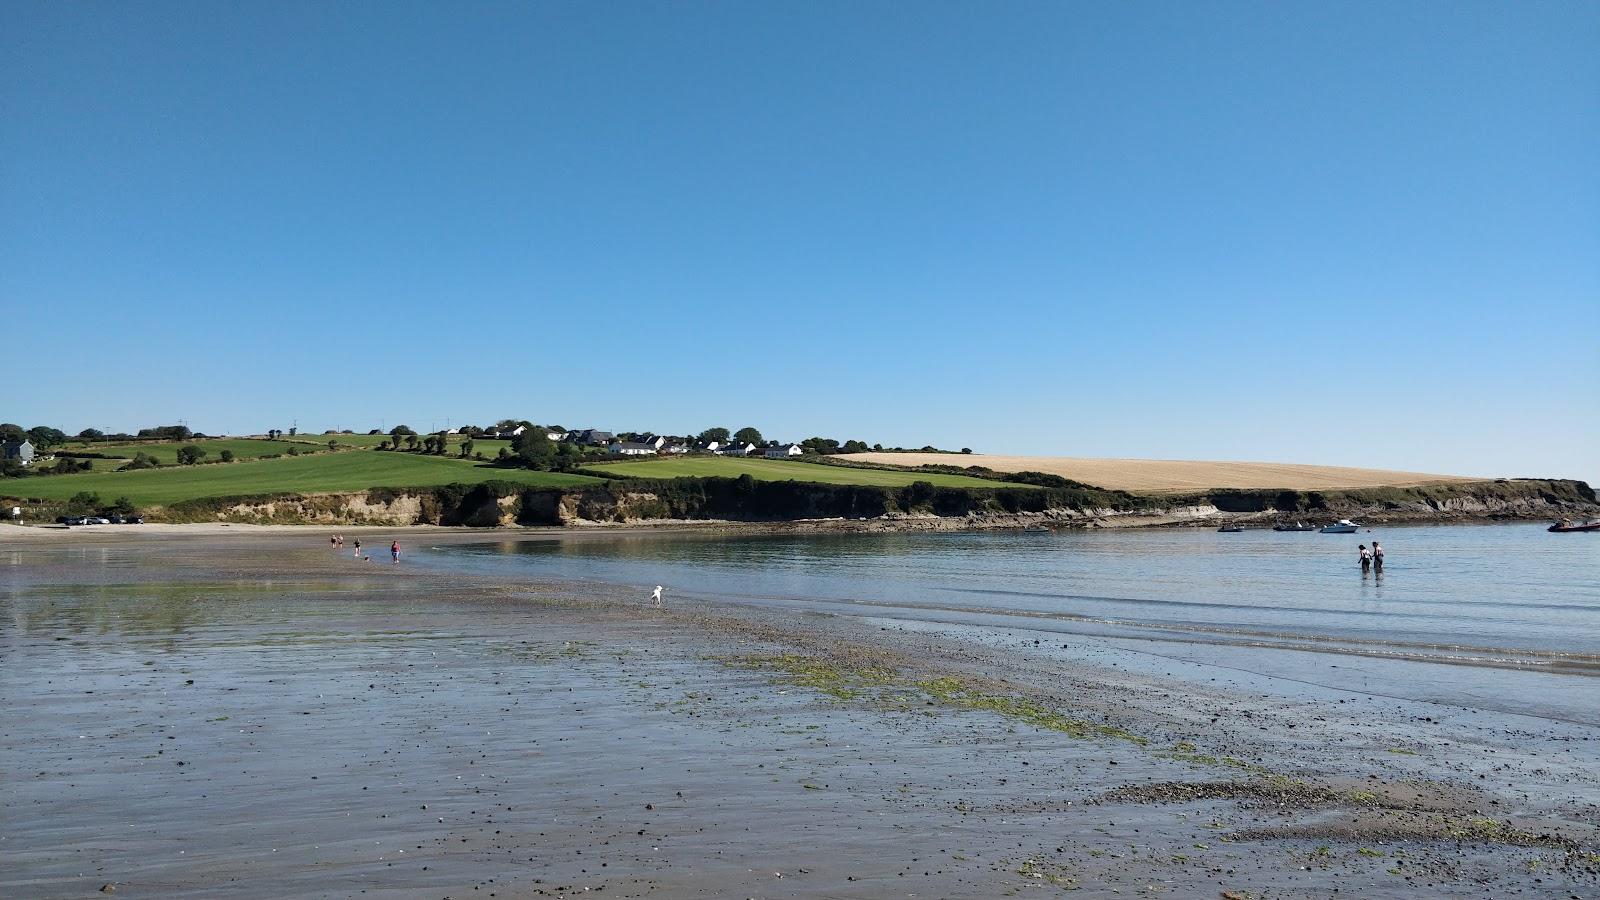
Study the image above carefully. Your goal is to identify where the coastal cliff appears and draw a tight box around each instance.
[145,476,1596,529]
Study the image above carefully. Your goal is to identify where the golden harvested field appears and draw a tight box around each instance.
[843,453,1477,493]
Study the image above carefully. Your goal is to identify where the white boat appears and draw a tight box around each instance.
[1319,519,1360,534]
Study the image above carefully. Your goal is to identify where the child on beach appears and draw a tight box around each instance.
[390,541,400,563]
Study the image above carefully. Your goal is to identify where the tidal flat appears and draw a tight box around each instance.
[3,529,1597,898]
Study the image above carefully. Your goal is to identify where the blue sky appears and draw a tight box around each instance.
[5,2,1596,480]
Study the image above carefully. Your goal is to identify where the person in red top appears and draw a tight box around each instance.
[390,540,400,563]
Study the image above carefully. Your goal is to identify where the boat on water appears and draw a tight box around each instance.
[1548,519,1600,533]
[1217,525,1244,533]
[1319,519,1360,534]
[1273,522,1316,532]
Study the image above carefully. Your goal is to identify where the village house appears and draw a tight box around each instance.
[636,435,668,450]
[697,439,722,454]
[573,429,614,446]
[763,443,804,459]
[545,430,567,442]
[1,439,35,466]
[723,441,758,457]
[608,441,658,456]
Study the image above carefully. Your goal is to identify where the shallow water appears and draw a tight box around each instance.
[424,523,1600,720]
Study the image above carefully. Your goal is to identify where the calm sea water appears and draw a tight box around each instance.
[424,523,1600,674]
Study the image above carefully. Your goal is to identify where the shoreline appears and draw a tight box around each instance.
[4,532,1598,896]
[1,500,1583,544]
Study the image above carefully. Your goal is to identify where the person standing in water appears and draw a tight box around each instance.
[1358,543,1371,574]
[390,540,400,563]
[1372,541,1384,573]
[353,539,362,559]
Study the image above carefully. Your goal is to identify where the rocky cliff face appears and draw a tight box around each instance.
[145,478,1596,528]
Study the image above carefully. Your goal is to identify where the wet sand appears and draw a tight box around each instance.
[3,530,1597,898]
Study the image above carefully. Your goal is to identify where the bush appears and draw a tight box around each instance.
[219,449,236,463]
[175,445,207,465]
[123,452,162,470]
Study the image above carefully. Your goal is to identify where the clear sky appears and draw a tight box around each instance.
[5,2,1596,480]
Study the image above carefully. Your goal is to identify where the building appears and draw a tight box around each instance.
[724,442,759,457]
[608,441,658,456]
[545,430,567,442]
[636,435,668,450]
[763,443,803,459]
[1,439,34,466]
[697,439,722,454]
[664,443,691,454]
[574,429,615,446]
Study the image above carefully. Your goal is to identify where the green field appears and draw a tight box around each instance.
[61,438,325,466]
[6,451,602,507]
[581,456,1030,488]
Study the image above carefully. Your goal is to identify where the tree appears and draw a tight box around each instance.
[67,491,102,513]
[698,427,731,444]
[175,445,207,465]
[77,428,105,440]
[28,426,67,449]
[422,436,438,454]
[288,426,297,436]
[512,429,556,469]
[390,425,416,438]
[734,427,763,445]
[327,439,338,451]
[286,446,300,456]
[109,497,136,515]
[459,439,475,459]
[0,424,24,443]
[139,425,191,440]
[377,440,390,451]
[960,447,973,454]
[219,449,235,463]
[842,439,869,453]
[404,434,419,451]
[434,432,450,455]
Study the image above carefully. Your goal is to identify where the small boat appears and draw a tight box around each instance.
[1548,519,1600,533]
[1217,525,1244,533]
[1273,522,1316,532]
[1023,525,1052,533]
[1319,519,1360,534]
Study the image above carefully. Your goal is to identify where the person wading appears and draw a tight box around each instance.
[1372,541,1384,573]
[1359,543,1371,574]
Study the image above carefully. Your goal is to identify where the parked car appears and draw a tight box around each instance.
[58,515,89,526]
[120,515,144,525]
[82,516,111,525]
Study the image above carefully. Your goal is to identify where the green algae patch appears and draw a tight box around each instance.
[727,653,897,700]
[919,677,1147,745]
[727,654,1146,746]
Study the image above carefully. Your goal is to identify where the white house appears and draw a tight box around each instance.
[724,442,757,457]
[545,430,567,442]
[608,441,658,456]
[698,440,722,454]
[763,443,803,459]
[664,443,690,454]
[637,435,668,450]
[506,425,528,437]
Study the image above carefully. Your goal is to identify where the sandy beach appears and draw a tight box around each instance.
[4,528,1597,898]
[842,453,1478,493]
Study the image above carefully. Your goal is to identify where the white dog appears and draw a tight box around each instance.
[650,585,664,608]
